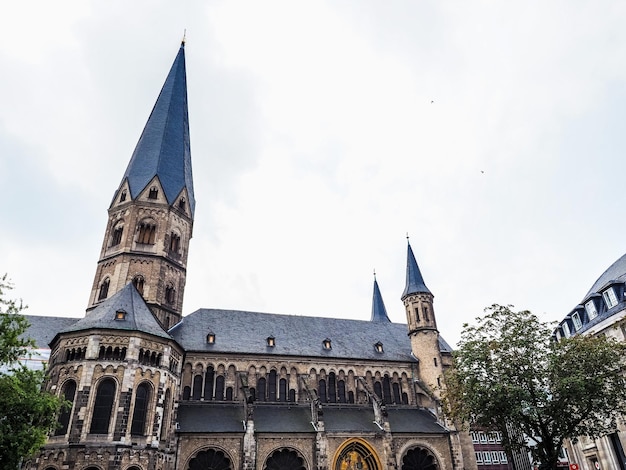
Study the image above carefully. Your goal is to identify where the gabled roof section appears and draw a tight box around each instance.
[371,277,391,322]
[59,283,171,340]
[117,43,195,215]
[402,241,431,299]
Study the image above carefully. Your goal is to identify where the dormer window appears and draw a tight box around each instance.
[120,190,127,202]
[585,300,598,320]
[572,312,582,331]
[148,187,158,199]
[323,338,332,350]
[562,322,571,338]
[115,309,127,320]
[207,332,216,344]
[374,341,384,353]
[267,336,275,347]
[603,288,618,309]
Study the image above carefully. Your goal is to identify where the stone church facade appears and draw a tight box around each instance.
[22,43,477,470]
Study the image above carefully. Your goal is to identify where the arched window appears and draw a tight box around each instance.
[55,380,76,435]
[148,186,158,199]
[348,391,355,403]
[131,382,150,435]
[178,197,186,211]
[98,278,110,301]
[337,380,346,403]
[402,447,438,470]
[133,275,145,295]
[374,381,383,400]
[183,386,191,400]
[165,283,176,305]
[335,441,379,470]
[225,387,233,401]
[90,378,116,434]
[402,392,409,405]
[169,232,181,254]
[328,372,337,403]
[393,382,401,404]
[383,375,392,404]
[215,376,225,401]
[264,448,306,470]
[160,389,171,441]
[188,449,232,470]
[279,378,287,402]
[204,367,214,400]
[289,389,296,402]
[318,379,327,403]
[268,370,277,401]
[257,377,266,402]
[111,223,124,247]
[137,220,156,244]
[192,375,202,400]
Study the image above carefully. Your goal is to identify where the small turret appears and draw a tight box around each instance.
[371,273,391,323]
[401,239,443,399]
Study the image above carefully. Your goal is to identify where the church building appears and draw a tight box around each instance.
[22,42,477,470]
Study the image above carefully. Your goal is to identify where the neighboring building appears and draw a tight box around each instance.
[21,42,478,470]
[553,254,626,470]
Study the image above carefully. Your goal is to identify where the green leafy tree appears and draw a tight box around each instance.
[0,274,64,469]
[443,304,626,470]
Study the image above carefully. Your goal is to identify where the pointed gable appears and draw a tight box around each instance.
[402,242,431,299]
[117,43,195,215]
[60,283,171,339]
[371,278,391,322]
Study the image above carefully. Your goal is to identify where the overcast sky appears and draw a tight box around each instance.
[2,1,626,347]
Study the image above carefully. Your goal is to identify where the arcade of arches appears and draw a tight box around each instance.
[183,443,438,470]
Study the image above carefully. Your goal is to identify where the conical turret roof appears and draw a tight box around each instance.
[117,43,195,215]
[59,283,171,339]
[402,242,431,299]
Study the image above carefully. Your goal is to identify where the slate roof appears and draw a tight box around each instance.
[177,403,246,433]
[117,43,195,215]
[584,252,626,298]
[402,242,431,298]
[176,403,447,434]
[385,408,448,434]
[23,316,80,348]
[58,283,171,340]
[170,308,452,361]
[371,278,391,322]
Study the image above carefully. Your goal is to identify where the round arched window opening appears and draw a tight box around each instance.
[264,448,306,470]
[188,448,232,470]
[401,447,438,470]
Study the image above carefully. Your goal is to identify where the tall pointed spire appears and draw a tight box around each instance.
[117,43,195,215]
[371,273,391,322]
[402,240,431,299]
[90,43,196,330]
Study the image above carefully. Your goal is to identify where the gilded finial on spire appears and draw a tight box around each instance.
[181,29,187,47]
[373,268,376,279]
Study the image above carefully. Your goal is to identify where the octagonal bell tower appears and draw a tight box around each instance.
[88,41,195,330]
